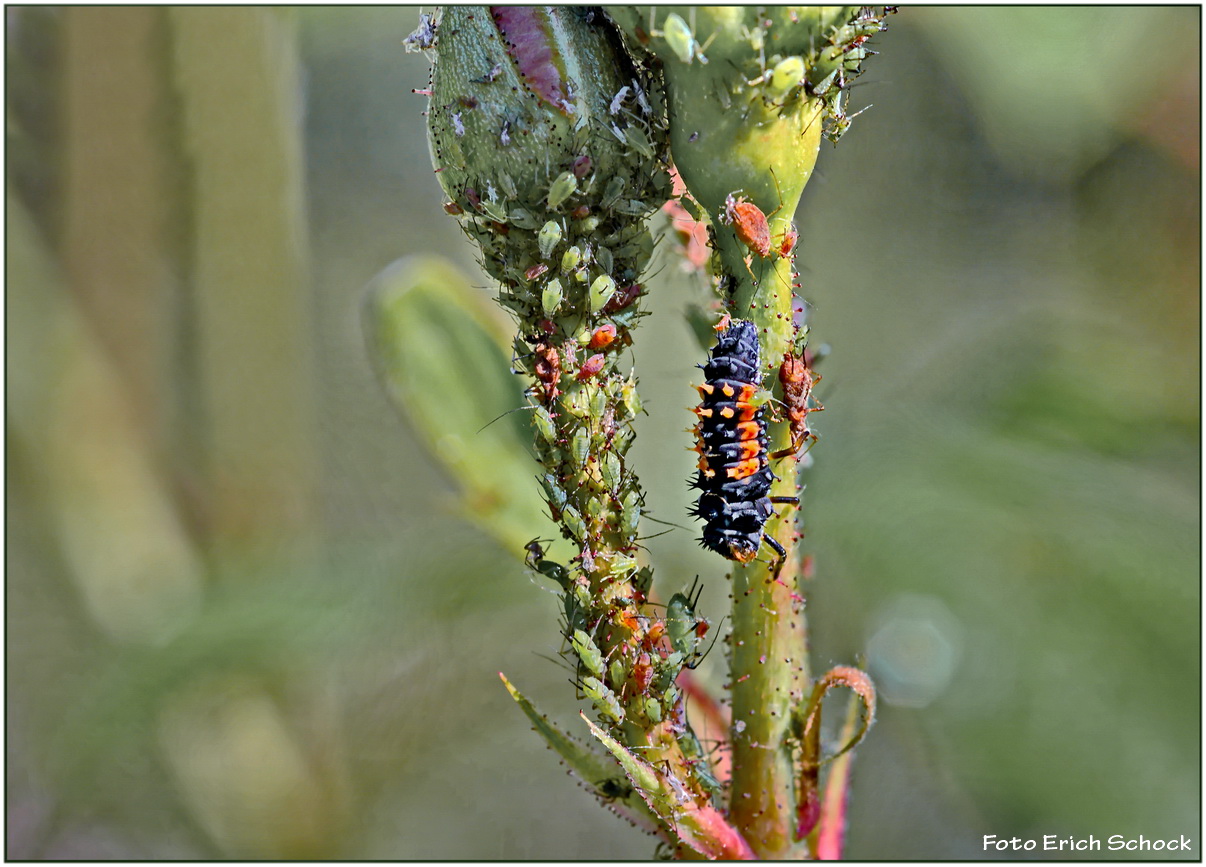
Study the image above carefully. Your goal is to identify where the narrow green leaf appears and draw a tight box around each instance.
[583,714,755,860]
[498,674,661,833]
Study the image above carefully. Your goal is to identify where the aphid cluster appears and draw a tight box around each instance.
[690,319,794,563]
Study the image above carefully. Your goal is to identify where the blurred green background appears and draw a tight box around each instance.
[6,6,1198,860]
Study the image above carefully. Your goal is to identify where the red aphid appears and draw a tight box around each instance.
[576,353,605,381]
[777,351,823,453]
[588,323,617,350]
[525,263,549,281]
[778,223,798,257]
[533,340,561,403]
[632,651,654,694]
[602,282,642,314]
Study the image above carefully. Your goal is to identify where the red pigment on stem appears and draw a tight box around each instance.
[490,7,568,110]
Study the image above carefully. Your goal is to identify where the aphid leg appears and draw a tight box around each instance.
[770,430,815,460]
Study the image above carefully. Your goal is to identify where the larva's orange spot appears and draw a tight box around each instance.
[735,420,761,441]
[726,458,762,480]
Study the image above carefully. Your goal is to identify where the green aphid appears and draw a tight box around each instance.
[619,379,642,418]
[497,171,518,199]
[600,451,621,490]
[588,385,607,419]
[614,198,651,216]
[576,215,602,234]
[508,207,538,230]
[563,591,587,635]
[664,683,679,708]
[561,390,588,418]
[570,426,591,467]
[678,728,722,798]
[607,657,627,689]
[571,629,605,678]
[581,676,624,724]
[589,275,617,313]
[633,566,654,596]
[810,68,840,97]
[561,245,583,273]
[666,591,703,660]
[541,278,564,315]
[609,551,637,577]
[642,696,663,724]
[532,406,557,443]
[623,124,654,159]
[547,171,579,210]
[662,13,695,64]
[584,495,604,520]
[612,425,635,456]
[653,651,684,693]
[769,55,805,98]
[600,176,626,209]
[540,474,568,513]
[479,197,507,222]
[596,245,614,276]
[562,504,588,542]
[619,489,641,538]
[538,220,563,259]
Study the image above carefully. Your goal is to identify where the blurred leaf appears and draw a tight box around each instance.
[916,7,1198,180]
[47,565,378,801]
[363,255,554,558]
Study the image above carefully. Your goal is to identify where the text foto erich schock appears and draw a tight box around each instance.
[984,835,1194,853]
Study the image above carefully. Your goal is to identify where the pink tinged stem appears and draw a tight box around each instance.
[815,694,863,860]
[583,715,755,860]
[490,7,568,110]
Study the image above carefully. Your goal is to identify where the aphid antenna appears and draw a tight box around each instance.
[476,403,539,434]
[535,650,578,676]
[636,528,676,542]
[641,513,692,532]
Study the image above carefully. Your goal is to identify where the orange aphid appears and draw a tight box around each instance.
[723,194,772,258]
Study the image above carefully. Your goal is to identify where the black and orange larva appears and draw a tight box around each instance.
[689,318,796,563]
